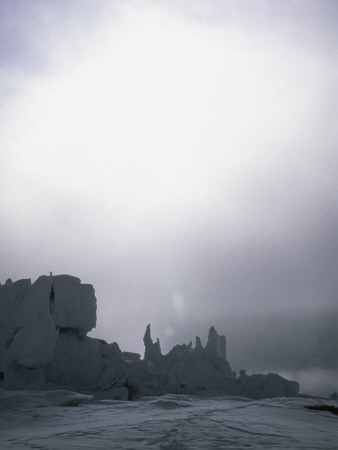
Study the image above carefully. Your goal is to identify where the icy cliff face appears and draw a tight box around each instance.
[143,324,162,362]
[130,325,299,398]
[135,324,236,396]
[0,275,97,387]
[0,275,130,398]
[46,330,102,387]
[50,275,96,336]
[0,275,300,400]
[238,372,300,399]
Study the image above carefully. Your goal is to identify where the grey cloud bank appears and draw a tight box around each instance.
[1,0,337,394]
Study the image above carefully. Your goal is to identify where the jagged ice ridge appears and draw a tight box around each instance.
[0,275,299,400]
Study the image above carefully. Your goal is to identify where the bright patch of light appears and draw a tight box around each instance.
[173,292,186,320]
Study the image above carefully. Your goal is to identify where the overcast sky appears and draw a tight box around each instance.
[1,1,337,386]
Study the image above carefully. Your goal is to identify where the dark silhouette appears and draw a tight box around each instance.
[49,284,55,314]
[305,405,338,416]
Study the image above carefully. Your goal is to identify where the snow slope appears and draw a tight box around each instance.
[0,390,337,449]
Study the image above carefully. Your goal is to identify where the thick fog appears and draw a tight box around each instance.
[1,0,337,393]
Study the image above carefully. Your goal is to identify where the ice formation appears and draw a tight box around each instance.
[0,275,300,400]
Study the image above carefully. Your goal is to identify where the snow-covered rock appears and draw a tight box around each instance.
[0,274,97,386]
[167,354,238,395]
[4,318,58,370]
[0,278,58,373]
[97,341,130,392]
[50,275,96,336]
[134,325,238,396]
[143,324,162,362]
[238,372,299,399]
[195,336,204,355]
[205,326,219,357]
[4,361,46,390]
[46,330,102,387]
[204,326,227,361]
[0,275,300,400]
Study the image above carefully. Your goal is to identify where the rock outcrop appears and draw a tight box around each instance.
[0,275,124,394]
[237,372,300,399]
[143,324,162,363]
[131,325,236,396]
[0,275,300,400]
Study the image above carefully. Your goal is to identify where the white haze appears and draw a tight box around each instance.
[1,1,337,391]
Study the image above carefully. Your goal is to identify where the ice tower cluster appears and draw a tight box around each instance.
[0,275,299,400]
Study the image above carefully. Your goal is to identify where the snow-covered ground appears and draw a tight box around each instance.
[0,390,337,449]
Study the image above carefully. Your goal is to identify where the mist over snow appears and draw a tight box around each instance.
[1,0,337,394]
